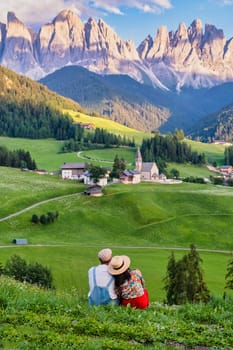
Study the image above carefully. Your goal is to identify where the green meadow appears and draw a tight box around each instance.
[0,133,230,304]
[1,167,233,302]
[0,136,226,175]
[185,139,226,166]
[65,109,152,144]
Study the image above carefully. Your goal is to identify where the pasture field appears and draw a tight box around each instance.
[185,139,226,165]
[79,147,136,165]
[166,162,214,178]
[1,167,233,302]
[0,246,230,302]
[0,136,77,171]
[0,137,136,170]
[0,166,84,217]
[65,109,151,144]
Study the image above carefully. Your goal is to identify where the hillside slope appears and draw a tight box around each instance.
[40,65,233,133]
[40,65,170,132]
[189,101,233,142]
[0,65,80,111]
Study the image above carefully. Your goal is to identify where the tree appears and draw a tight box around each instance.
[40,214,47,225]
[31,214,39,224]
[110,155,126,178]
[87,165,106,183]
[225,255,233,291]
[185,244,210,303]
[169,168,180,179]
[163,245,210,305]
[26,262,54,289]
[3,255,28,282]
[224,146,233,166]
[163,252,177,305]
[0,262,3,275]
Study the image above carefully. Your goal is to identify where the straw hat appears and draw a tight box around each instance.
[98,248,112,263]
[108,255,131,275]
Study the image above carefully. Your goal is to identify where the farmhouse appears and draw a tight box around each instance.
[61,162,86,180]
[119,169,141,184]
[83,170,108,186]
[219,165,233,175]
[74,122,94,130]
[84,185,103,197]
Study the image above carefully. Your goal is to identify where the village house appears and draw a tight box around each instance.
[74,122,95,130]
[61,162,86,180]
[83,170,108,186]
[84,185,103,197]
[119,169,141,184]
[219,165,233,177]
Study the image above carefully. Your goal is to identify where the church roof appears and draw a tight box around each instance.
[141,162,157,172]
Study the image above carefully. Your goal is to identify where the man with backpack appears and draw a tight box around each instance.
[88,248,119,305]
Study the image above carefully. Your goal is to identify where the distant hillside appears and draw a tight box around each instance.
[0,65,87,139]
[40,65,233,134]
[40,65,170,132]
[0,65,80,111]
[188,102,233,142]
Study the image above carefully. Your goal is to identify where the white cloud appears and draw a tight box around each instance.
[212,0,233,6]
[91,0,172,14]
[0,0,173,27]
[222,0,233,4]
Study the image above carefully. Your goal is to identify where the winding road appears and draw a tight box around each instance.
[0,192,80,223]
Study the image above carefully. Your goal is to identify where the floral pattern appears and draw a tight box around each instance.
[118,269,144,299]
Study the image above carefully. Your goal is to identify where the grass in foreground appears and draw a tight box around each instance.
[0,276,233,349]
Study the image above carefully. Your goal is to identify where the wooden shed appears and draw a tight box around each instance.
[12,238,28,245]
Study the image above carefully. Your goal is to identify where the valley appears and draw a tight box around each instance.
[0,163,233,303]
[0,4,233,347]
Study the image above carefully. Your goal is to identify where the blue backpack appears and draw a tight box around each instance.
[89,267,113,305]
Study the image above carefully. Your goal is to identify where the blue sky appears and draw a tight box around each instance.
[0,0,232,45]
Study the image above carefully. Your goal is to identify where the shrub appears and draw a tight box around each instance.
[31,213,39,224]
[3,254,54,289]
[32,211,59,225]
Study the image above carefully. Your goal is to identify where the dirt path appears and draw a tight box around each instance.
[0,192,81,223]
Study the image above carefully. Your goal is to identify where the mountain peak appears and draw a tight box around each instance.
[0,13,232,89]
[7,11,18,23]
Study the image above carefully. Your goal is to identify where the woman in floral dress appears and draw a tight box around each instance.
[108,255,149,309]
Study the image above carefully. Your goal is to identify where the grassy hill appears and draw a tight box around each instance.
[0,167,233,302]
[0,136,225,172]
[40,65,170,132]
[1,276,232,349]
[65,109,152,145]
[189,101,233,142]
[185,139,227,166]
[0,65,80,111]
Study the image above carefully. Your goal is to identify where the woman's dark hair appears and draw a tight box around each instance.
[114,269,131,287]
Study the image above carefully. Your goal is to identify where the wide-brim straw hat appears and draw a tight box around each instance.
[108,255,131,275]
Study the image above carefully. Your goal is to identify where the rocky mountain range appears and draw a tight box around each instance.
[0,10,233,90]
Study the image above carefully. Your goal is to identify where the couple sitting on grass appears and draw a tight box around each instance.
[88,248,149,309]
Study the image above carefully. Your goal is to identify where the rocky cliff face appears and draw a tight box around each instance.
[0,10,232,90]
[138,19,233,89]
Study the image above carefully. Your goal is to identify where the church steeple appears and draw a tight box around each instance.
[135,147,142,171]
